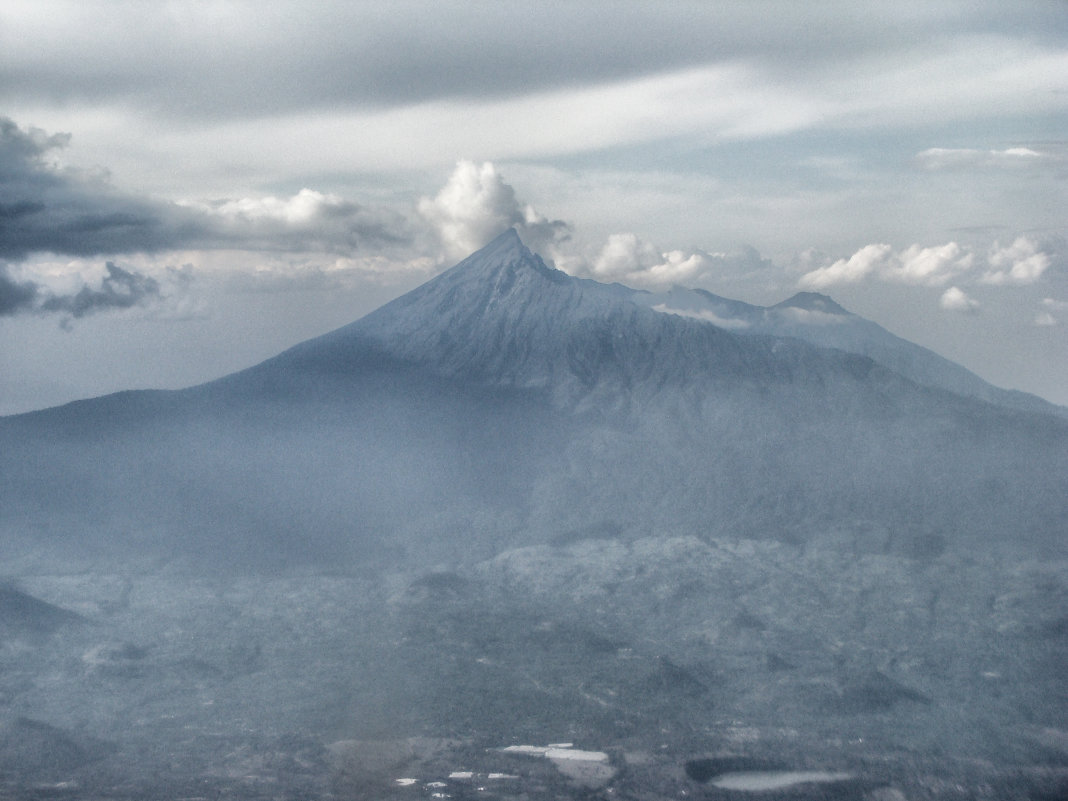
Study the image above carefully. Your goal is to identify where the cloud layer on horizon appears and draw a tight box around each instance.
[3,113,1063,334]
[914,147,1057,171]
[0,117,413,262]
[798,237,1060,292]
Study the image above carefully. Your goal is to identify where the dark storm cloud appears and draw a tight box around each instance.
[0,117,412,260]
[0,263,38,315]
[0,259,165,320]
[3,1,1057,122]
[40,262,160,318]
[0,119,70,168]
[0,117,206,259]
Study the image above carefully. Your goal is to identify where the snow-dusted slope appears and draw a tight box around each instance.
[265,229,1061,416]
[637,285,1063,417]
[283,228,630,388]
[262,229,802,409]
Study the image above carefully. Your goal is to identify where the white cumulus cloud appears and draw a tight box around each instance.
[982,237,1052,285]
[801,237,1055,290]
[552,232,773,291]
[212,189,352,224]
[418,160,569,262]
[578,232,722,290]
[886,242,974,286]
[797,243,892,288]
[591,233,663,279]
[939,286,980,313]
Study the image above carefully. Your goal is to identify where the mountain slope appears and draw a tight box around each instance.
[0,229,1065,569]
[636,284,1064,417]
[251,229,1040,416]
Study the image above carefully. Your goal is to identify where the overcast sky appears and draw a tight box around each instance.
[1,0,1066,414]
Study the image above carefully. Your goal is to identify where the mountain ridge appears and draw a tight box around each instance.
[772,291,851,315]
[230,228,1062,418]
[0,228,1064,568]
[3,228,1060,419]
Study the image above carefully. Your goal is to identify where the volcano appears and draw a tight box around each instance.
[0,230,1064,799]
[3,228,1063,566]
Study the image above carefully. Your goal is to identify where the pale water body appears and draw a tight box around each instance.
[710,770,853,791]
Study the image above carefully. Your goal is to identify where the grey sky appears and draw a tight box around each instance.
[10,3,1060,115]
[0,0,1066,414]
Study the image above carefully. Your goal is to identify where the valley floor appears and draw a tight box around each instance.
[0,533,1065,800]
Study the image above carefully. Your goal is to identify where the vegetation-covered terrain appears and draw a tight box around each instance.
[1,534,1065,799]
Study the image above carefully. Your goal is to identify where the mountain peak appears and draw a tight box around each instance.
[774,292,850,316]
[447,227,525,269]
[483,226,523,253]
[440,227,563,285]
[281,226,587,382]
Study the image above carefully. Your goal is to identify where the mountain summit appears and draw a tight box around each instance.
[773,291,850,315]
[278,227,611,387]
